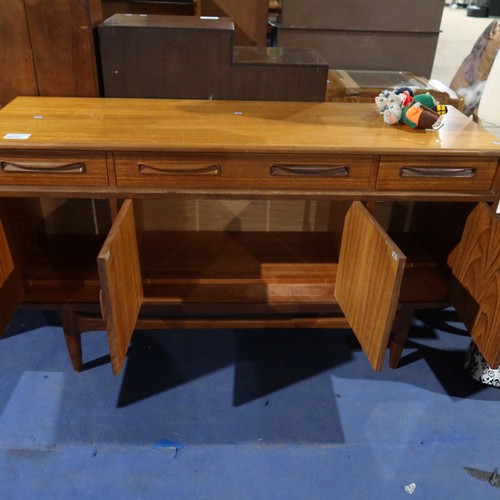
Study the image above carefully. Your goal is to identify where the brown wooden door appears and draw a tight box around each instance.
[0,216,24,335]
[97,199,143,375]
[335,202,407,371]
[24,0,102,97]
[0,1,38,107]
[451,202,500,368]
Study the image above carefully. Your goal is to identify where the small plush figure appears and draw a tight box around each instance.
[402,102,445,130]
[375,90,404,114]
[413,93,448,116]
[394,87,414,108]
[375,89,448,130]
[383,102,403,125]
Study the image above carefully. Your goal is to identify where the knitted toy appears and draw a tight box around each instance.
[402,93,448,129]
[375,90,403,113]
[375,89,448,130]
[412,93,449,116]
[402,102,446,129]
[375,90,406,125]
[394,87,414,108]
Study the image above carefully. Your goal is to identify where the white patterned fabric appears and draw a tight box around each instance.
[465,341,500,387]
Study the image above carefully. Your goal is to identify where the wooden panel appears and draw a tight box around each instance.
[0,1,38,107]
[0,151,108,187]
[98,14,234,99]
[201,0,268,46]
[114,153,373,190]
[231,47,328,102]
[24,0,101,97]
[277,29,440,78]
[102,0,195,17]
[335,202,406,371]
[451,202,500,368]
[0,218,14,287]
[279,0,445,32]
[139,230,337,305]
[0,211,24,335]
[97,199,143,374]
[376,156,498,193]
[138,199,331,232]
[40,199,112,235]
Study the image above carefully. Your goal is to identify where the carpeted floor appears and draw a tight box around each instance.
[1,307,500,499]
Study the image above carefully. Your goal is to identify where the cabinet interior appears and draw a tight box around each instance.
[8,197,472,311]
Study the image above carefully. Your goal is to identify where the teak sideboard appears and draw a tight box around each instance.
[0,97,499,375]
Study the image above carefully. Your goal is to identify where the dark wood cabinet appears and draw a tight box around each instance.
[98,14,328,102]
[276,0,446,78]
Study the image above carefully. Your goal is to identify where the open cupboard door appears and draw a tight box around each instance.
[0,215,24,334]
[335,202,407,371]
[97,199,143,375]
[451,202,500,368]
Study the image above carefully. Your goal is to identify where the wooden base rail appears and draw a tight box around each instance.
[58,303,435,372]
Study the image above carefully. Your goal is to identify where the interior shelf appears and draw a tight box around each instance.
[21,228,451,308]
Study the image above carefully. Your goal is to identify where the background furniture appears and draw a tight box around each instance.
[0,0,102,107]
[276,0,446,78]
[102,0,197,18]
[98,14,328,101]
[102,0,269,46]
[200,0,269,46]
[0,97,499,376]
[326,69,464,111]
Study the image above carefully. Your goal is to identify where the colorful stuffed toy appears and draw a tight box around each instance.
[375,90,403,113]
[375,88,448,130]
[402,102,446,129]
[402,93,448,129]
[375,90,405,125]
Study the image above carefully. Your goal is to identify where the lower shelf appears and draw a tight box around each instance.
[22,230,338,306]
[21,229,451,309]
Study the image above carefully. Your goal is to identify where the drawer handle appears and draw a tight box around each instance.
[270,164,349,177]
[1,160,85,174]
[138,163,220,175]
[400,167,475,178]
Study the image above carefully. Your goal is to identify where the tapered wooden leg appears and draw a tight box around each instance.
[60,307,83,372]
[389,304,415,369]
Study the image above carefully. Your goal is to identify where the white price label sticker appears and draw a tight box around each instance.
[3,133,31,140]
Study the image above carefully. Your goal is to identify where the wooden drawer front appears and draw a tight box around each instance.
[376,156,497,192]
[0,151,108,186]
[114,153,374,190]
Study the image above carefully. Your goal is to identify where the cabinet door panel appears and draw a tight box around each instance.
[335,202,406,371]
[0,217,24,335]
[97,199,143,375]
[451,202,500,368]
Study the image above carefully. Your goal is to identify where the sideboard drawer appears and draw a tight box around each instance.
[114,153,374,190]
[376,156,498,192]
[0,151,108,186]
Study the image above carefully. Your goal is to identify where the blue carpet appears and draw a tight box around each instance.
[0,308,499,499]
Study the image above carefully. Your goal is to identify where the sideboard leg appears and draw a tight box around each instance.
[60,307,83,372]
[389,305,415,369]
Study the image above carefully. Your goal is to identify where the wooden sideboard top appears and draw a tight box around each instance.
[0,97,499,155]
